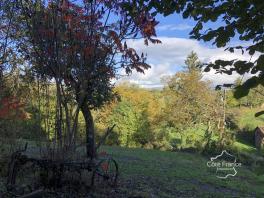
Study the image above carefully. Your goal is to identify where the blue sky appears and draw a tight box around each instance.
[156,14,196,38]
[119,13,256,88]
[64,0,255,88]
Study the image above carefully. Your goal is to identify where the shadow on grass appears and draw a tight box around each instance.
[236,128,255,147]
[227,113,255,148]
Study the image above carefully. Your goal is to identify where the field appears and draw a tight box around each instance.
[92,146,264,198]
[1,144,264,197]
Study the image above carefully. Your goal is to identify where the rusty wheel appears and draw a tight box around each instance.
[91,158,118,187]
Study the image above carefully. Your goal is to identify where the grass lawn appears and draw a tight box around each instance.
[92,145,264,198]
[1,143,264,197]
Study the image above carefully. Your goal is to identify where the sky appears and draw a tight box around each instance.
[117,13,256,89]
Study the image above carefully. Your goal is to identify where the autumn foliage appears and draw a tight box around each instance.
[0,96,27,120]
[28,0,160,82]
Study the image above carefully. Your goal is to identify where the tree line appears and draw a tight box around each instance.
[2,47,264,153]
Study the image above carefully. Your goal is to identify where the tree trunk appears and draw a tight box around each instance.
[55,80,63,149]
[80,103,96,159]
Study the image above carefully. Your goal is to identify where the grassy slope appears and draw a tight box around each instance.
[96,146,264,198]
[236,108,264,130]
[231,107,264,153]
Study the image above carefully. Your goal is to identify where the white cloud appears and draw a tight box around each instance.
[118,62,173,88]
[202,70,253,87]
[117,37,258,88]
[157,24,193,31]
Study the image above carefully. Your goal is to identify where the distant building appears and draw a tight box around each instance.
[255,127,264,149]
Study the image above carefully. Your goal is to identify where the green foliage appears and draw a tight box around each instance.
[110,99,142,147]
[186,0,264,97]
[94,53,223,152]
[95,86,154,148]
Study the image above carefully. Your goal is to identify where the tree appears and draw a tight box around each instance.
[184,51,201,73]
[0,0,31,125]
[0,1,25,80]
[16,0,160,158]
[162,52,220,147]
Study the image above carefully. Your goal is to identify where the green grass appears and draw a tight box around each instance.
[233,141,257,153]
[233,107,264,131]
[94,145,264,197]
[1,141,264,197]
[228,107,264,155]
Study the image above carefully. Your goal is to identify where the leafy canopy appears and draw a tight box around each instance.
[18,0,161,109]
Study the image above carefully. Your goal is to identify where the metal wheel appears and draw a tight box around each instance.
[91,158,118,187]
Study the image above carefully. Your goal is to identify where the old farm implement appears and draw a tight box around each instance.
[6,143,118,197]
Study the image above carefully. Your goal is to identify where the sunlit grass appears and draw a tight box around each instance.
[234,107,264,131]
